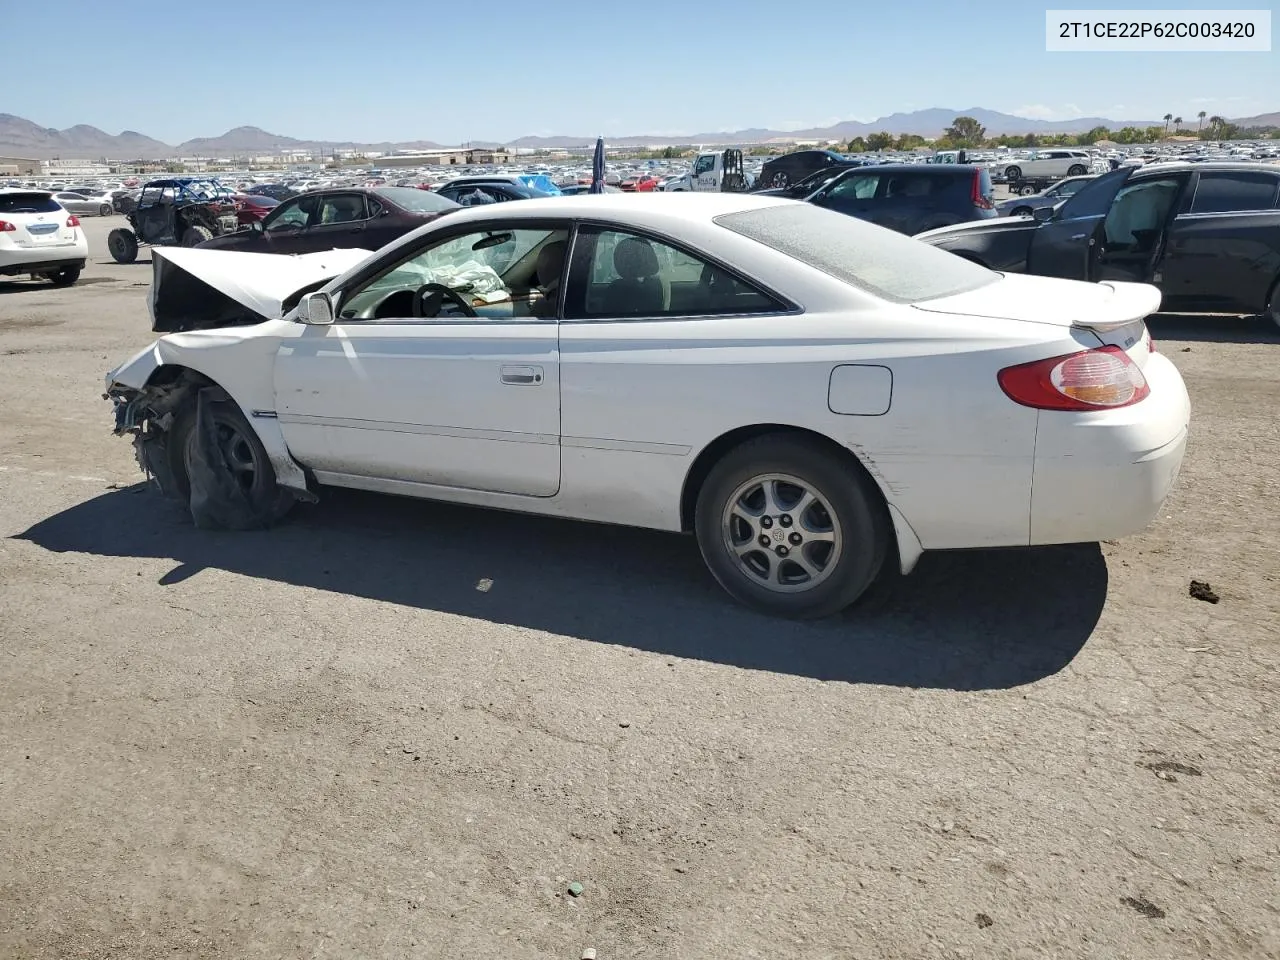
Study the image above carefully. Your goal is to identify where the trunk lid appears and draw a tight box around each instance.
[914,273,1157,367]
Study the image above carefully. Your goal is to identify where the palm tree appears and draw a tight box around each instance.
[1209,115,1225,136]
[1163,113,1173,134]
[1173,116,1183,132]
[1197,110,1207,131]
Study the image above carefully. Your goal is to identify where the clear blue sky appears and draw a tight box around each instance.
[14,0,1276,144]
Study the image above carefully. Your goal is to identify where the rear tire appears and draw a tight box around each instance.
[694,434,887,619]
[1011,206,1034,217]
[1005,165,1023,182]
[770,171,790,189]
[182,224,214,246]
[98,203,112,216]
[107,228,138,263]
[1067,164,1087,176]
[45,266,80,286]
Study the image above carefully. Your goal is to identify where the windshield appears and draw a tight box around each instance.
[716,203,998,304]
[375,186,460,213]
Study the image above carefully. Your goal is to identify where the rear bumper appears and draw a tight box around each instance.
[0,253,88,275]
[1029,352,1190,544]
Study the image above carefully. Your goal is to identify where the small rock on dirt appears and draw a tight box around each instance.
[567,881,584,897]
[1121,895,1166,919]
[1189,580,1219,603]
[975,913,994,928]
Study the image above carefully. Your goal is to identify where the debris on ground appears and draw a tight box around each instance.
[581,949,597,960]
[1140,760,1203,782]
[1121,896,1166,919]
[1189,580,1219,603]
[975,913,994,928]
[567,881,584,897]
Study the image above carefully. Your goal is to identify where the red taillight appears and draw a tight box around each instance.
[0,219,15,232]
[66,215,80,227]
[998,346,1149,411]
[971,171,993,210]
[1149,334,1156,352]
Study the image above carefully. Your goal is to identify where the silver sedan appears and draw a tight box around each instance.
[49,191,115,217]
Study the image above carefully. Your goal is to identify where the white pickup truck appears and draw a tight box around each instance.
[994,150,1095,183]
[661,149,750,192]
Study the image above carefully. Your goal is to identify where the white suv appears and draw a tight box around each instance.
[0,189,89,286]
[997,150,1094,183]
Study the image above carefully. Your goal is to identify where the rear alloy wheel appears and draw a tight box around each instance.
[1011,206,1034,217]
[107,228,139,263]
[1067,164,1087,176]
[98,203,112,216]
[44,266,80,286]
[770,171,790,189]
[695,435,887,618]
[183,224,214,246]
[1006,165,1023,182]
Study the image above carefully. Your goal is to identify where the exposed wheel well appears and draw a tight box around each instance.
[679,424,887,532]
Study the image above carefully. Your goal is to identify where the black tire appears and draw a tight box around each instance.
[183,224,214,247]
[44,266,80,286]
[694,434,888,619]
[1011,206,1034,217]
[1067,164,1087,176]
[167,396,294,530]
[107,228,138,264]
[98,203,112,217]
[1005,165,1023,182]
[1267,278,1280,332]
[770,171,790,189]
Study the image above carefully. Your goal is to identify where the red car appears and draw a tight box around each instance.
[231,193,280,227]
[619,174,660,192]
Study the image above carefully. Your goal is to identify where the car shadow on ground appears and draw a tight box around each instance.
[17,485,1105,691]
[1149,312,1280,345]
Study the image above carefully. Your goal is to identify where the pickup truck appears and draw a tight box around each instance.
[661,149,750,192]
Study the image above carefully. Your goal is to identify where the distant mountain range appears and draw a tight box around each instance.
[1,106,1271,160]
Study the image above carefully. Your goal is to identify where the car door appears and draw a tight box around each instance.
[257,194,318,253]
[1092,173,1189,285]
[1157,169,1280,312]
[273,221,568,497]
[304,192,375,252]
[1026,167,1134,280]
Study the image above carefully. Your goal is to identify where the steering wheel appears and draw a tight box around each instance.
[413,283,478,319]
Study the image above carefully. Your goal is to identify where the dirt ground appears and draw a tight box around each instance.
[1,216,1277,960]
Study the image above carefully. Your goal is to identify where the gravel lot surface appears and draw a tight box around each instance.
[2,216,1278,960]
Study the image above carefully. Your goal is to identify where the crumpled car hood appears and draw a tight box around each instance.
[149,246,372,333]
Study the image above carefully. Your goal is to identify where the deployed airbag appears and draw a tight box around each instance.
[149,246,373,332]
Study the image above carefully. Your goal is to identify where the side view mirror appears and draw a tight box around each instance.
[297,291,334,325]
[1033,206,1054,223]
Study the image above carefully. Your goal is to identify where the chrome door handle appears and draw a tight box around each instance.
[500,365,543,385]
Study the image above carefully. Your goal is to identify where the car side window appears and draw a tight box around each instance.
[565,227,784,320]
[692,155,716,176]
[826,174,879,200]
[1189,172,1280,214]
[266,196,314,231]
[317,193,368,224]
[337,227,569,321]
[1055,168,1133,220]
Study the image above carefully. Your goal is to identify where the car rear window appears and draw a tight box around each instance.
[715,203,998,304]
[0,192,61,214]
[375,186,460,212]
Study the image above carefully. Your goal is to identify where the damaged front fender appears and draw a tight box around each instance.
[105,335,314,500]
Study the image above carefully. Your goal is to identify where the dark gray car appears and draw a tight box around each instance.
[996,175,1096,218]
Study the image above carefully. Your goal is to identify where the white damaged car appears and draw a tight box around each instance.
[106,194,1190,618]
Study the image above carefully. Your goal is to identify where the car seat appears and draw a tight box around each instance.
[603,237,668,315]
[529,240,566,317]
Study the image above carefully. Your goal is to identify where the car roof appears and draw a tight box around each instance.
[841,163,978,174]
[0,187,53,196]
[429,191,793,225]
[1134,160,1278,174]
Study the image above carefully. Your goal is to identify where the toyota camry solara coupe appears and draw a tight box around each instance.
[105,193,1190,618]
